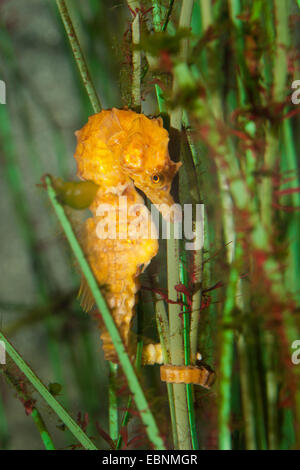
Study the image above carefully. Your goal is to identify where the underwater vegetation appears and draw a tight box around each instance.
[0,0,300,450]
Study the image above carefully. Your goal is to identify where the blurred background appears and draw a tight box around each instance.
[0,0,129,450]
[0,0,300,450]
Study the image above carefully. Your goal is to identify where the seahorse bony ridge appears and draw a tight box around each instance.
[74,108,181,362]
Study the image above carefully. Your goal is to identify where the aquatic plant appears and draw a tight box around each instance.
[0,0,299,450]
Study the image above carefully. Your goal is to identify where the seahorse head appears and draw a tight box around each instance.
[120,114,182,218]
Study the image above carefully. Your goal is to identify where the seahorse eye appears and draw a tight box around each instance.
[151,173,163,184]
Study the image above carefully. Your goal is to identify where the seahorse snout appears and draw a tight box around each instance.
[137,185,182,222]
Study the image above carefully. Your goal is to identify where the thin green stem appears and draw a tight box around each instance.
[130,11,141,110]
[264,331,278,449]
[163,0,175,31]
[115,337,143,450]
[148,268,178,449]
[0,392,9,449]
[108,363,119,443]
[151,0,192,449]
[167,226,191,449]
[0,332,97,450]
[151,1,167,113]
[31,408,56,450]
[166,0,195,451]
[236,331,257,450]
[273,0,290,102]
[170,0,195,130]
[115,299,144,450]
[282,119,300,305]
[0,104,67,409]
[45,177,165,450]
[56,0,101,114]
[179,255,199,450]
[218,242,243,450]
[181,112,204,365]
[1,369,55,450]
[179,256,191,366]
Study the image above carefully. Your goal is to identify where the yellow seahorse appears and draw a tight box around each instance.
[74,108,181,363]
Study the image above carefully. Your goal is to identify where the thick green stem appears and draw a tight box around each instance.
[218,243,243,450]
[236,331,257,450]
[167,227,191,449]
[182,114,203,363]
[170,0,194,130]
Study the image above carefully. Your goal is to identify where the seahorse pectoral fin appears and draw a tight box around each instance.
[78,276,95,312]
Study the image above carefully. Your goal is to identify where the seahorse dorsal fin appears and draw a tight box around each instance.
[78,276,95,312]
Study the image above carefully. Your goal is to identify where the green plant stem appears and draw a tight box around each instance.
[151,1,167,113]
[273,0,290,102]
[108,362,119,443]
[130,11,141,110]
[260,0,289,226]
[0,104,67,408]
[167,226,191,450]
[152,0,163,30]
[264,331,278,449]
[181,111,204,365]
[198,3,246,450]
[228,0,257,191]
[0,332,97,450]
[115,299,143,450]
[56,0,122,439]
[179,256,191,366]
[225,4,259,447]
[56,0,101,114]
[170,0,194,130]
[148,268,178,449]
[250,334,268,450]
[115,336,143,450]
[151,0,189,449]
[282,119,300,304]
[31,408,56,450]
[218,242,243,450]
[179,255,199,450]
[260,0,290,448]
[0,392,9,449]
[45,177,165,450]
[152,280,170,358]
[163,0,175,31]
[165,0,195,451]
[236,331,257,450]
[173,51,299,446]
[1,369,56,450]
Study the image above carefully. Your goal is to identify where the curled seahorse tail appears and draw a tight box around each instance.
[101,330,164,365]
[142,343,163,365]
